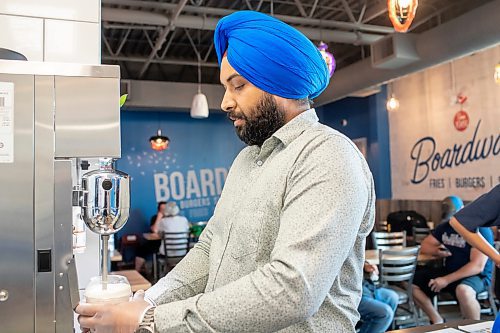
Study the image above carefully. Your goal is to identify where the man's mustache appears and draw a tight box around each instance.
[227,112,247,121]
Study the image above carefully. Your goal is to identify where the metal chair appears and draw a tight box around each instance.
[379,246,420,329]
[412,227,431,245]
[155,231,190,280]
[372,231,407,250]
[432,272,498,317]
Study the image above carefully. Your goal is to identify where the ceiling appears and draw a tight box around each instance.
[101,0,494,84]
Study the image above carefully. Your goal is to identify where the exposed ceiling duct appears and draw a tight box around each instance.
[371,33,420,69]
[316,0,500,105]
[102,0,394,34]
[101,7,386,45]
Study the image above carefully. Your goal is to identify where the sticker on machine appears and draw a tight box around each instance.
[0,82,14,163]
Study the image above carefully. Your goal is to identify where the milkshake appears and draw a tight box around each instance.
[85,275,132,304]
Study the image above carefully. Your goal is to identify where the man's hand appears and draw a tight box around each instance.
[435,245,452,258]
[76,290,150,333]
[363,263,379,275]
[429,277,449,293]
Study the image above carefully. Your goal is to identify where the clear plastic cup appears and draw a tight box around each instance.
[84,275,132,304]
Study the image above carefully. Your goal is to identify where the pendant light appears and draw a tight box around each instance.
[190,60,209,119]
[149,112,170,151]
[386,82,400,112]
[387,0,418,33]
[149,129,169,151]
[317,42,336,78]
[386,96,400,111]
[190,29,209,119]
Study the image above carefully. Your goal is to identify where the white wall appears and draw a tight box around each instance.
[389,45,500,201]
[0,0,100,63]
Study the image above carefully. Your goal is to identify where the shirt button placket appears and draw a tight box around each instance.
[256,160,263,166]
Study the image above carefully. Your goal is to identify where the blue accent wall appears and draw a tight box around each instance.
[316,86,392,199]
[117,89,392,237]
[116,110,244,236]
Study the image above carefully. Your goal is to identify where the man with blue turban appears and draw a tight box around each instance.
[213,10,330,146]
[77,11,375,333]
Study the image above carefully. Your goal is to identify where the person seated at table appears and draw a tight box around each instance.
[358,262,398,333]
[134,201,166,271]
[150,201,167,232]
[450,185,500,267]
[152,201,190,259]
[412,196,494,324]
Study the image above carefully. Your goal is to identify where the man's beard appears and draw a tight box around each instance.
[228,94,286,146]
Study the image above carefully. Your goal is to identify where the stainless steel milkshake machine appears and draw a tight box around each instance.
[0,60,130,332]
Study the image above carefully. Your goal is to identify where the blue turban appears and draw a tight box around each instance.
[214,11,330,99]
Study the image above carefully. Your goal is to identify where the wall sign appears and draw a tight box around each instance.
[390,46,500,201]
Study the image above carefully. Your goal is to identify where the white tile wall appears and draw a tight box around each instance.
[0,0,99,22]
[0,14,43,61]
[44,19,100,64]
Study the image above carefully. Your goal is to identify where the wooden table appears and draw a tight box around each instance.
[387,319,484,332]
[111,270,151,292]
[143,232,161,241]
[365,249,439,265]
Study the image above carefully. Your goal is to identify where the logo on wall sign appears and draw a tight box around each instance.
[454,110,469,131]
[154,168,228,202]
[453,93,469,132]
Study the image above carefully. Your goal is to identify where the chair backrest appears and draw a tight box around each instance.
[378,221,389,232]
[161,231,190,259]
[119,234,140,262]
[372,231,407,250]
[379,246,420,285]
[412,227,431,245]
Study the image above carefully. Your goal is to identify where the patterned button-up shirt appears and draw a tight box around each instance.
[146,108,375,332]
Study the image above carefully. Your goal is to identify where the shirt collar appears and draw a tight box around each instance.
[272,108,319,147]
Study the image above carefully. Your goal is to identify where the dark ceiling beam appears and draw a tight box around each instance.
[102,8,387,45]
[102,0,394,34]
[102,55,220,67]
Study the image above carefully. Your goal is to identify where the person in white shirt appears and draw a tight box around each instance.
[152,202,190,258]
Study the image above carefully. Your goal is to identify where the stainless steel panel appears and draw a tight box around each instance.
[34,75,55,333]
[54,159,77,333]
[0,60,119,78]
[0,73,35,332]
[55,76,121,158]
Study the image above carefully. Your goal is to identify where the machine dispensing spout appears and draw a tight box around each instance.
[80,158,130,285]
